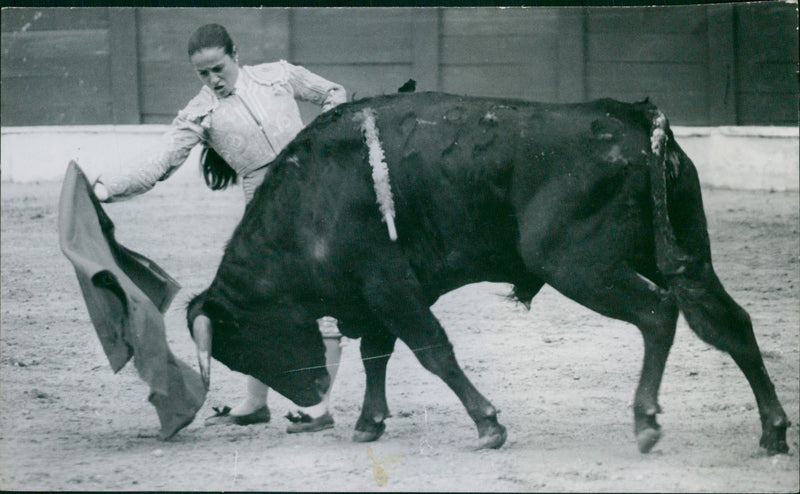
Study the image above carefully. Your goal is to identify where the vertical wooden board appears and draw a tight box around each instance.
[300,63,413,100]
[0,54,111,125]
[557,9,585,103]
[707,4,736,125]
[1,99,113,126]
[292,8,413,64]
[0,9,114,126]
[586,62,707,94]
[1,30,109,63]
[737,93,799,125]
[292,7,415,37]
[587,33,706,63]
[442,7,560,36]
[586,6,707,34]
[292,33,411,64]
[0,54,109,78]
[138,60,204,121]
[442,34,557,65]
[738,63,799,94]
[411,8,439,92]
[734,3,798,125]
[109,8,140,124]
[441,65,558,101]
[736,3,799,62]
[1,7,109,32]
[137,8,289,64]
[1,70,112,125]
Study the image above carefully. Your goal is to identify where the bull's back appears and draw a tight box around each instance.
[276,93,661,296]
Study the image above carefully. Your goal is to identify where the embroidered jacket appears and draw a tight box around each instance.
[102,61,346,203]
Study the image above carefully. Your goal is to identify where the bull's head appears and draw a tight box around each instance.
[186,290,329,407]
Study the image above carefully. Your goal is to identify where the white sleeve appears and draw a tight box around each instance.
[283,61,347,112]
[100,117,204,202]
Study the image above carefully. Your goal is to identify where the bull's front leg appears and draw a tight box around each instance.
[385,308,507,449]
[353,332,396,443]
[409,333,508,450]
[363,266,507,449]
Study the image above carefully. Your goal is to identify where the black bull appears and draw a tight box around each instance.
[187,92,789,453]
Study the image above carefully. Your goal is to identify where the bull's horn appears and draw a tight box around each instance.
[193,314,213,390]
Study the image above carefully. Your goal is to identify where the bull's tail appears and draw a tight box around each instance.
[647,107,758,356]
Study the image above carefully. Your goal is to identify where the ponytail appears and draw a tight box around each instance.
[200,146,238,190]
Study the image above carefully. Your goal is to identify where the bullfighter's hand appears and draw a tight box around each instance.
[92,181,110,202]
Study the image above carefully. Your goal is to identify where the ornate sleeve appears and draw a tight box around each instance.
[101,92,213,202]
[282,61,347,112]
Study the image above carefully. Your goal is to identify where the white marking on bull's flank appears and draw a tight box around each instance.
[354,108,398,241]
[287,155,300,167]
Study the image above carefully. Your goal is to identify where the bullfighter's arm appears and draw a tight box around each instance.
[94,116,204,202]
[283,61,347,112]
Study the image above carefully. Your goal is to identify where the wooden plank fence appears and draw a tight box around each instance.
[1,5,797,127]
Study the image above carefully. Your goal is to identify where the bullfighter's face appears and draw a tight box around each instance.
[187,292,329,407]
[191,46,239,98]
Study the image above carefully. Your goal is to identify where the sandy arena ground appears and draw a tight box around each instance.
[1,178,798,492]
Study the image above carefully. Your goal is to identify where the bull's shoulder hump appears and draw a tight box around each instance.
[178,87,218,122]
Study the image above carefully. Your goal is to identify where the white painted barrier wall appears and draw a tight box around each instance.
[673,127,799,191]
[0,125,200,186]
[1,124,798,191]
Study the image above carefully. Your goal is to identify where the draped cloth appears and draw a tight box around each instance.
[58,161,205,439]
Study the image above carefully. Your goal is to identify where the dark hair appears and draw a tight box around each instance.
[187,23,235,57]
[200,146,238,191]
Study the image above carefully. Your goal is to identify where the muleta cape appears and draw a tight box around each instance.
[58,161,205,439]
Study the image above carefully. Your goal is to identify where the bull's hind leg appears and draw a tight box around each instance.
[542,265,679,453]
[363,271,507,450]
[675,267,790,454]
[353,331,397,443]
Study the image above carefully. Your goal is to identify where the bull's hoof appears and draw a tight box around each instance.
[636,427,661,453]
[476,415,507,450]
[476,424,507,450]
[634,409,662,453]
[353,420,386,443]
[760,419,790,455]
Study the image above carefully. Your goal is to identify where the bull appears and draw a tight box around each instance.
[187,92,790,454]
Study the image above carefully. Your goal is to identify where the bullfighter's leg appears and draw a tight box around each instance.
[353,331,397,443]
[286,318,343,433]
[541,264,679,453]
[232,375,269,417]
